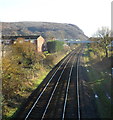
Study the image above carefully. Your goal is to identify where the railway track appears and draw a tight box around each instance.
[15,48,82,120]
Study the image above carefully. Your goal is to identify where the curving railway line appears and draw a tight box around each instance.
[14,47,83,119]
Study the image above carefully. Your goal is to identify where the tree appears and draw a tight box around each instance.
[95,27,111,57]
[47,40,64,53]
[2,41,45,99]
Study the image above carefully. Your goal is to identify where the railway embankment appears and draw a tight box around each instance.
[80,45,112,118]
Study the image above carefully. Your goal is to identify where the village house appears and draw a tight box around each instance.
[2,35,46,52]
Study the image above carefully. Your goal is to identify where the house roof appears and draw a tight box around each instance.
[2,35,40,40]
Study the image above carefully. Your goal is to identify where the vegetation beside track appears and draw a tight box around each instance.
[2,41,80,119]
[82,43,112,118]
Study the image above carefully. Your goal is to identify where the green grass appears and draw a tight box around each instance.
[6,108,18,119]
[33,69,50,89]
[87,67,111,118]
[83,46,111,118]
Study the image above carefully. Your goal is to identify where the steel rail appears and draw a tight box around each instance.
[62,49,82,119]
[76,54,81,120]
[41,54,74,120]
[24,50,75,120]
[62,51,77,120]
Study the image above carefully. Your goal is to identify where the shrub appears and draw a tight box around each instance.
[47,40,64,53]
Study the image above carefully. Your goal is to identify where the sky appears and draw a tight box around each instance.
[0,0,112,37]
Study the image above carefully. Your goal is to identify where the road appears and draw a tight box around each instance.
[14,46,99,119]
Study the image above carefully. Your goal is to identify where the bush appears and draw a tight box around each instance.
[2,42,46,118]
[47,40,64,53]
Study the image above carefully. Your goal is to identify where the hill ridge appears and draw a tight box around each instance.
[2,21,88,40]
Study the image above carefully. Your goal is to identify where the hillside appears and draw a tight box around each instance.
[2,22,88,40]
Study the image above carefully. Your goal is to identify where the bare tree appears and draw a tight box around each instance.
[95,27,111,57]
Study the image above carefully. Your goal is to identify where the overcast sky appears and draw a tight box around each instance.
[0,0,112,37]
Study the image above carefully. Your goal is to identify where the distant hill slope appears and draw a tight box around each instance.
[2,22,88,40]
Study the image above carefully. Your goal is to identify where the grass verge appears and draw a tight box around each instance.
[83,46,111,118]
